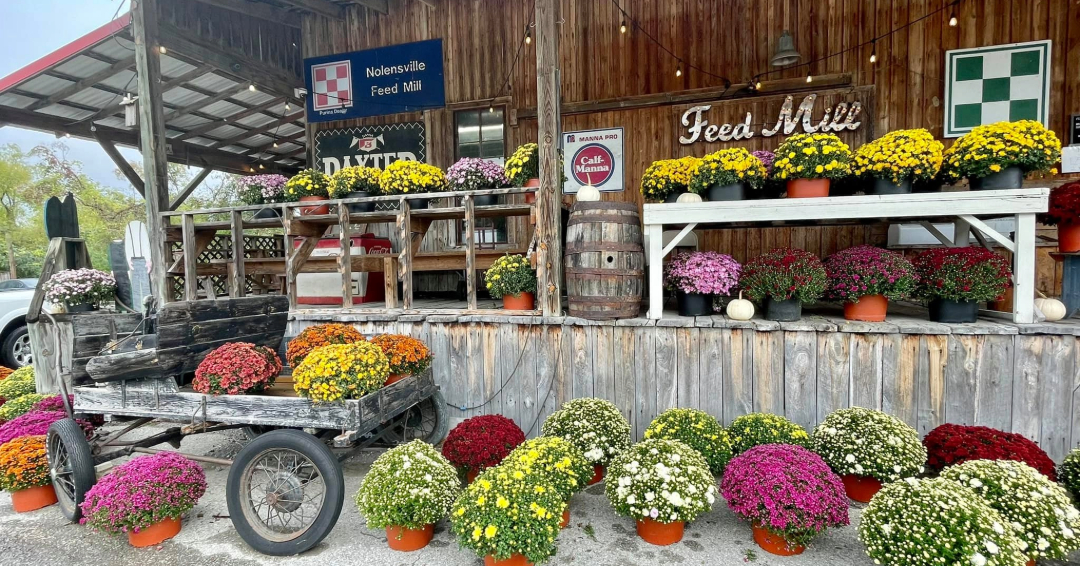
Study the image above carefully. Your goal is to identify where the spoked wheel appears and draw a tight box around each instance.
[226,429,344,556]
[46,418,96,522]
[379,391,449,446]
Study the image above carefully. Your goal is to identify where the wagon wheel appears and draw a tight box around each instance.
[379,391,449,446]
[227,429,345,556]
[47,418,96,522]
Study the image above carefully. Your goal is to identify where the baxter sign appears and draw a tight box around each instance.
[315,122,427,175]
[304,39,446,122]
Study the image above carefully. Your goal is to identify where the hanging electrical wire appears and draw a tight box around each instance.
[608,0,732,84]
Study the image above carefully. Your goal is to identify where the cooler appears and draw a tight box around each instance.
[295,233,392,305]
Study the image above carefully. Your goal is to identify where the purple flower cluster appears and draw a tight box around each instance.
[0,407,93,445]
[446,157,509,191]
[239,174,288,202]
[81,452,207,534]
[43,268,116,307]
[824,245,918,302]
[721,444,849,547]
[752,150,777,174]
[664,251,741,295]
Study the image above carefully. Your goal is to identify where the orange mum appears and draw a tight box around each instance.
[369,334,432,376]
[0,435,50,491]
[286,323,365,367]
[0,366,13,381]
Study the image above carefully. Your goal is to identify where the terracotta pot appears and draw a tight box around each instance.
[1026,560,1035,566]
[385,524,434,552]
[752,524,805,556]
[989,287,1014,312]
[787,178,831,198]
[384,373,408,386]
[587,464,605,485]
[128,517,182,548]
[484,554,532,566]
[524,177,540,204]
[1059,222,1080,253]
[298,195,330,216]
[466,468,480,483]
[841,474,883,503]
[844,294,888,322]
[636,518,684,546]
[503,292,535,311]
[560,507,570,529]
[10,484,58,513]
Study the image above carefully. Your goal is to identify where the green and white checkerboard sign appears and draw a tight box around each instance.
[944,40,1051,138]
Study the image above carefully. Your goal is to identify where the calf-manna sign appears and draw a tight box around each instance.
[562,127,624,193]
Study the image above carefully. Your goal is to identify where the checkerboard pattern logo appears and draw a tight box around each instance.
[944,40,1051,138]
[311,61,354,112]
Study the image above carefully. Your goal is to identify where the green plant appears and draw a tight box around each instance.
[1061,448,1080,500]
[284,169,331,199]
[0,366,35,400]
[356,440,461,530]
[0,394,46,422]
[606,438,717,524]
[771,133,852,180]
[541,398,632,466]
[504,144,539,186]
[728,413,810,455]
[644,408,733,475]
[689,148,768,192]
[329,166,381,198]
[503,436,592,500]
[811,407,926,483]
[740,248,827,304]
[483,254,537,299]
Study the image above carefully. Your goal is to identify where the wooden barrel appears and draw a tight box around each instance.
[564,201,644,320]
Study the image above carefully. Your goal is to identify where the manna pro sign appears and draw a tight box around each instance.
[562,127,625,194]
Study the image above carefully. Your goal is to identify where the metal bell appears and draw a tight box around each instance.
[771,30,801,67]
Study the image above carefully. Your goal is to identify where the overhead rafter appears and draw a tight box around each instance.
[161,82,251,122]
[346,0,390,14]
[26,56,136,111]
[275,0,345,19]
[169,168,213,210]
[158,23,302,97]
[191,0,301,27]
[172,95,285,142]
[243,129,305,154]
[88,63,214,121]
[209,110,306,148]
[95,133,145,197]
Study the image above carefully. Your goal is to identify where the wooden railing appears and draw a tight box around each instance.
[159,187,539,313]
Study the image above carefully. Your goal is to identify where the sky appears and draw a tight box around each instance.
[0,0,143,190]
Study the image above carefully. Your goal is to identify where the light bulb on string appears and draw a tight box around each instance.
[249,83,257,92]
[285,102,291,111]
[273,141,279,148]
[675,62,682,78]
[525,28,532,45]
[869,41,877,64]
[259,164,265,170]
[949,10,958,26]
[620,20,627,33]
[158,46,167,55]
[806,72,813,83]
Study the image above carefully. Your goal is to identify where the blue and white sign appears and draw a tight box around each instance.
[304,39,446,122]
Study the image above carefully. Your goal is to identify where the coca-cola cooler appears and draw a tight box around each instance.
[295,233,392,305]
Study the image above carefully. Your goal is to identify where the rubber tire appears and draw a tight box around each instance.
[1,324,30,368]
[425,391,450,445]
[46,418,96,522]
[226,429,345,556]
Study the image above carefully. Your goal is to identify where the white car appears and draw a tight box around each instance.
[0,279,35,368]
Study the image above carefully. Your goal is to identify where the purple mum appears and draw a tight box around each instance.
[664,251,741,295]
[0,406,94,445]
[81,452,207,534]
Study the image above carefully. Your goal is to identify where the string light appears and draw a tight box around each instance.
[259,164,265,170]
[285,102,291,111]
[675,62,682,77]
[806,72,813,83]
[869,41,877,64]
[620,20,627,33]
[525,27,532,45]
[158,46,167,55]
[248,84,256,92]
[949,10,958,26]
[489,104,495,113]
[273,142,279,148]
[755,80,762,90]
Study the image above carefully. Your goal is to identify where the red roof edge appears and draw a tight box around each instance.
[0,12,133,94]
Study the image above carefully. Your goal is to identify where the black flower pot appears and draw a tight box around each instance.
[253,207,281,219]
[969,166,1023,191]
[705,182,747,201]
[869,178,912,195]
[66,302,98,313]
[764,297,803,322]
[677,292,713,316]
[346,191,376,213]
[473,194,499,207]
[912,179,943,193]
[928,298,979,323]
[406,197,429,210]
[665,192,692,203]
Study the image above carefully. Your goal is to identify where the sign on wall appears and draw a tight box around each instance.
[314,122,426,175]
[944,40,1051,138]
[304,39,446,122]
[678,94,862,146]
[562,128,624,193]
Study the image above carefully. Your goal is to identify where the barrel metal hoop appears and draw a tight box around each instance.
[572,201,639,212]
[565,242,643,253]
[567,295,644,304]
[565,267,645,276]
[567,214,640,226]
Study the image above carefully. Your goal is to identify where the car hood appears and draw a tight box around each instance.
[0,289,34,314]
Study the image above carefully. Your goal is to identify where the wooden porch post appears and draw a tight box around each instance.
[132,0,171,304]
[534,0,563,316]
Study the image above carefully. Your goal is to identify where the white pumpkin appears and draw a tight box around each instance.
[576,184,601,202]
[726,291,755,321]
[676,192,703,203]
[1035,297,1067,321]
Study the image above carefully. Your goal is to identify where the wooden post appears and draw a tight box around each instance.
[397,199,413,310]
[132,0,171,304]
[229,210,245,297]
[338,207,353,307]
[464,195,477,310]
[534,0,563,316]
[181,214,198,301]
[383,257,398,309]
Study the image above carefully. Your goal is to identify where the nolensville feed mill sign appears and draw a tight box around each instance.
[315,122,427,175]
[304,39,446,122]
[678,94,863,145]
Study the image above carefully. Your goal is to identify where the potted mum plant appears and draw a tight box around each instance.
[0,435,56,513]
[943,459,1080,564]
[81,452,206,547]
[663,251,741,317]
[853,128,944,194]
[640,156,701,202]
[484,254,537,311]
[943,120,1062,190]
[912,247,1012,323]
[380,160,447,210]
[541,397,632,485]
[740,248,827,321]
[329,166,382,213]
[1041,182,1080,252]
[285,323,365,367]
[505,143,540,203]
[292,342,390,403]
[0,404,94,446]
[727,412,810,455]
[442,414,526,482]
[824,245,918,322]
[1062,448,1080,499]
[44,268,116,312]
[0,393,46,422]
[688,148,769,201]
[722,444,849,555]
[356,440,462,552]
[644,408,734,475]
[771,133,853,198]
[238,174,287,218]
[285,169,332,215]
[860,477,1026,566]
[811,407,927,502]
[922,423,1057,480]
[369,334,432,386]
[503,437,592,528]
[448,157,510,206]
[606,439,718,546]
[192,342,281,395]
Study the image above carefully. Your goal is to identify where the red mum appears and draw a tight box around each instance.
[923,423,1057,481]
[193,342,282,395]
[441,414,526,473]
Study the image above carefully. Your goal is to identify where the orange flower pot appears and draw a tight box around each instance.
[1026,561,1036,566]
[128,517,182,548]
[787,178,831,198]
[560,507,570,529]
[10,484,58,513]
[1059,222,1080,252]
[502,292,535,311]
[752,524,805,556]
[524,178,540,204]
[636,518,684,546]
[298,195,330,216]
[384,373,409,386]
[587,464,605,485]
[844,294,888,322]
[485,554,532,566]
[466,468,480,483]
[988,286,1014,312]
[385,524,434,552]
[841,474,883,503]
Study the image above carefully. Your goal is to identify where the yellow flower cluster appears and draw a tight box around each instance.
[728,412,811,455]
[772,133,853,181]
[484,254,536,299]
[689,148,769,193]
[285,169,331,199]
[640,156,702,201]
[292,342,390,403]
[329,166,381,198]
[854,128,944,183]
[644,408,734,474]
[502,437,592,500]
[379,160,447,195]
[504,143,539,186]
[942,120,1062,181]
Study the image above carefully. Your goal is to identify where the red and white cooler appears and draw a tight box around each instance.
[295,233,392,305]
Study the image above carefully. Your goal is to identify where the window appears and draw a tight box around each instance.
[455,107,508,245]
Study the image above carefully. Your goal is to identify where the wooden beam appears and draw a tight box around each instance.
[339,207,353,306]
[95,134,145,197]
[169,168,213,210]
[173,96,285,142]
[210,110,306,149]
[534,0,562,316]
[229,210,246,297]
[243,129,305,155]
[397,200,413,310]
[276,0,345,19]
[158,23,301,97]
[89,64,214,121]
[162,83,250,122]
[191,0,301,27]
[181,214,199,301]
[383,256,398,309]
[27,56,136,111]
[346,0,389,13]
[465,195,477,310]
